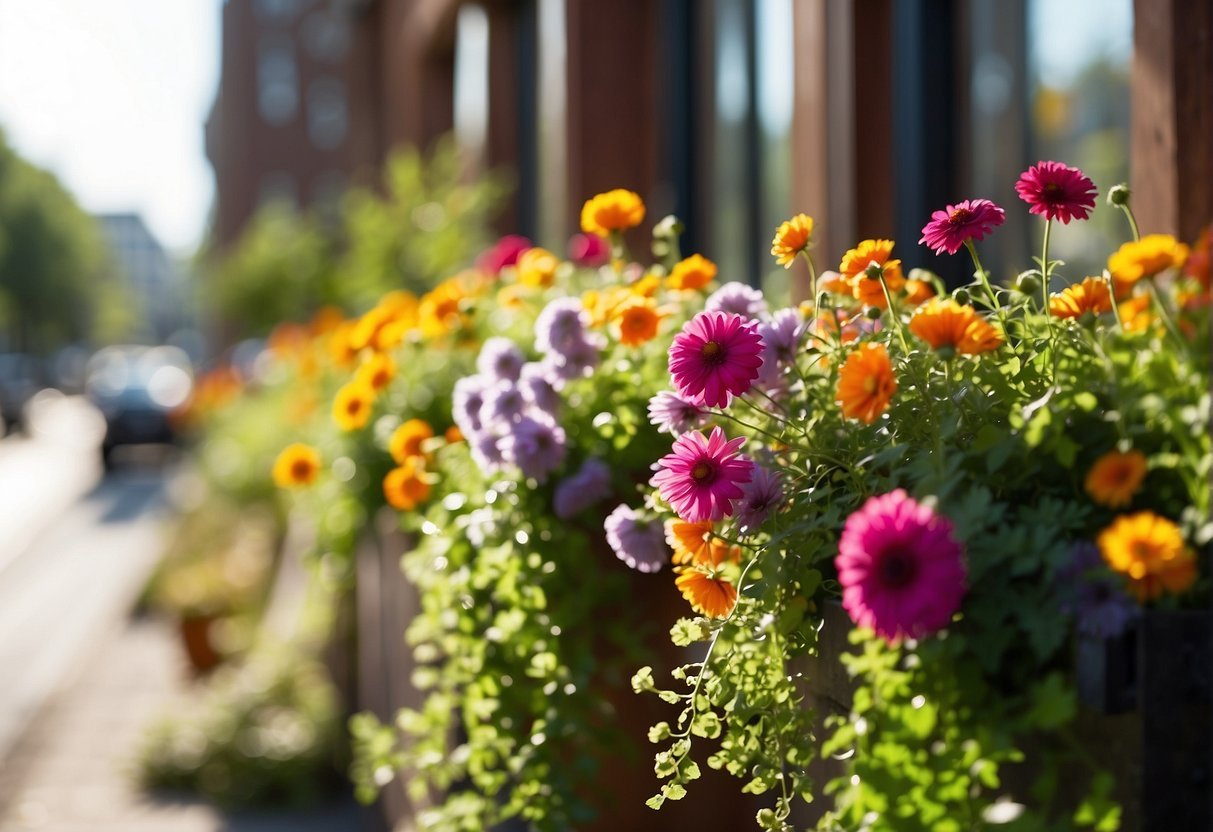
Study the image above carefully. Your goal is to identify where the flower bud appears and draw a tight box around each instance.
[952,288,971,306]
[864,305,884,320]
[1015,270,1042,295]
[652,214,684,240]
[1107,184,1130,207]
[864,263,884,281]
[908,267,939,284]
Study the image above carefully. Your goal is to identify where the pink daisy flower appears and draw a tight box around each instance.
[651,426,753,522]
[835,489,967,644]
[1014,160,1098,224]
[668,311,764,408]
[919,198,1006,255]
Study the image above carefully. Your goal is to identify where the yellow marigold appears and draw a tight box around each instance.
[667,254,718,291]
[389,418,435,464]
[580,189,645,237]
[835,342,897,424]
[614,298,664,346]
[268,322,309,360]
[309,305,345,337]
[272,443,321,488]
[666,519,715,566]
[349,306,392,352]
[379,290,419,319]
[839,239,906,308]
[517,247,559,288]
[1117,294,1154,333]
[356,352,396,392]
[328,321,359,368]
[903,278,937,306]
[1098,512,1196,601]
[496,284,529,309]
[332,381,375,431]
[771,213,814,268]
[383,459,431,511]
[374,319,411,351]
[1085,449,1147,508]
[582,286,631,328]
[419,277,470,338]
[1050,276,1113,319]
[630,273,661,298]
[908,298,1003,355]
[1108,234,1189,294]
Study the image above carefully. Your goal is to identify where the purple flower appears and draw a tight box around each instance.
[647,391,709,436]
[500,413,567,482]
[479,380,528,426]
[756,308,804,389]
[519,362,562,415]
[706,282,768,320]
[553,457,612,519]
[1056,542,1139,639]
[535,298,591,355]
[604,504,669,573]
[734,465,784,531]
[452,375,489,435]
[469,429,505,474]
[541,337,601,388]
[477,337,526,382]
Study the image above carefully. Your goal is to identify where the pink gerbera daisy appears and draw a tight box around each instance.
[835,490,967,644]
[1014,160,1097,224]
[919,199,1006,255]
[668,311,764,408]
[651,427,753,522]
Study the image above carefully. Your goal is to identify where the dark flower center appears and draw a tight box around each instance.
[700,340,725,366]
[948,207,972,224]
[291,460,313,480]
[1044,182,1062,195]
[691,461,716,483]
[877,549,918,588]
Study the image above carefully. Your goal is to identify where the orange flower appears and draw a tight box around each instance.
[332,381,375,431]
[666,519,715,566]
[517,247,560,287]
[444,425,464,444]
[309,305,345,337]
[667,254,718,291]
[839,239,905,308]
[1085,449,1147,508]
[328,321,359,368]
[1117,294,1154,333]
[1050,276,1113,319]
[675,571,739,618]
[1098,512,1196,601]
[356,352,396,392]
[389,419,435,464]
[1108,234,1189,295]
[419,276,473,338]
[908,298,1003,355]
[383,459,431,511]
[614,298,664,346]
[272,443,321,488]
[903,278,936,306]
[835,343,897,424]
[349,306,392,352]
[580,189,645,237]
[816,270,851,297]
[771,213,815,268]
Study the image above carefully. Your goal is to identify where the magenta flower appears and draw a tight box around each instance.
[1014,160,1098,224]
[835,490,967,644]
[668,311,764,408]
[919,198,1006,255]
[476,234,532,274]
[651,426,753,522]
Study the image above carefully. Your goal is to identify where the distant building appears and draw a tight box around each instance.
[95,213,190,343]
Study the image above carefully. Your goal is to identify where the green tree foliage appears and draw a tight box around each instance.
[0,130,118,353]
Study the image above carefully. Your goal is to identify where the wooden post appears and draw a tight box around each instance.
[378,0,458,153]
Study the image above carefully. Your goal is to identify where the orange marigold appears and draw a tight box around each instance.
[1084,449,1147,508]
[356,352,397,392]
[667,254,718,291]
[666,519,715,566]
[580,189,645,237]
[383,459,431,511]
[771,213,815,268]
[1098,511,1196,601]
[272,443,321,488]
[328,321,359,368]
[444,425,464,444]
[614,298,664,346]
[332,381,375,431]
[675,570,739,618]
[839,239,906,308]
[1117,294,1154,333]
[903,278,937,307]
[908,298,1003,355]
[390,418,435,464]
[419,276,472,338]
[835,343,897,424]
[1050,276,1113,319]
[1108,234,1189,294]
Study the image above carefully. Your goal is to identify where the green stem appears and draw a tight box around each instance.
[963,240,1000,311]
[799,249,819,312]
[1040,218,1058,382]
[1117,203,1141,242]
[1103,273,1125,332]
[878,274,911,354]
[1146,280,1191,351]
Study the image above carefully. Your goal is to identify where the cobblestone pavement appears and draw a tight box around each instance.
[0,615,367,832]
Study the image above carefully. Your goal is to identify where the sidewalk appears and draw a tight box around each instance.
[0,613,367,832]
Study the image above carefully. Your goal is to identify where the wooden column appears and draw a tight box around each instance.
[378,0,458,153]
[1131,0,1213,241]
[484,0,529,236]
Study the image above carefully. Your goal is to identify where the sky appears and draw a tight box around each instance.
[0,0,221,255]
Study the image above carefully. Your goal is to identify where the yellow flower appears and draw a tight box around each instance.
[332,381,375,431]
[582,286,631,328]
[614,298,664,346]
[667,254,718,291]
[771,213,815,268]
[496,284,529,309]
[356,352,396,392]
[328,321,359,368]
[517,247,560,287]
[666,519,715,566]
[272,443,321,488]
[348,306,392,353]
[1050,276,1113,319]
[1085,449,1147,508]
[1098,512,1196,601]
[630,273,662,298]
[389,419,435,465]
[383,459,431,511]
[835,343,897,424]
[418,277,471,338]
[839,239,905,308]
[309,305,345,337]
[908,298,1003,355]
[1108,234,1189,294]
[580,189,645,237]
[1117,294,1154,333]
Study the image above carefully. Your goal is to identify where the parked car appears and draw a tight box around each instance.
[86,346,193,467]
[0,353,43,434]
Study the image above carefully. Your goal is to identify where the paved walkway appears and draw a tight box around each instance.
[0,614,367,832]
